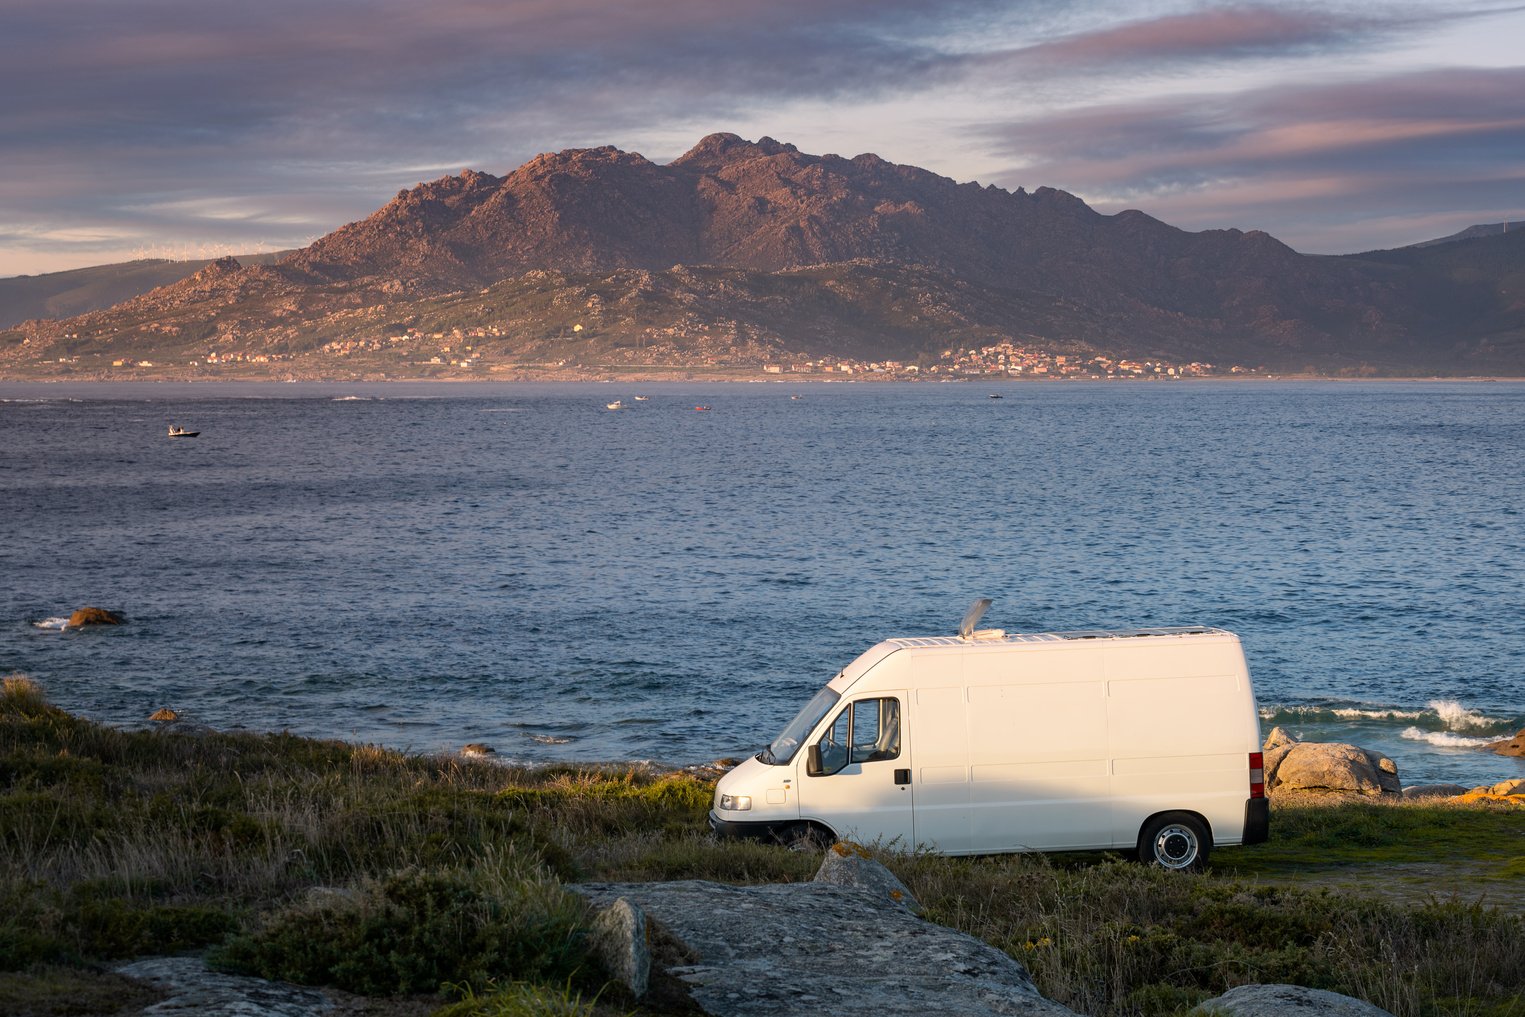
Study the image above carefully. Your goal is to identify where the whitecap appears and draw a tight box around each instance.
[1331,706,1425,721]
[1427,699,1498,731]
[30,617,69,630]
[528,733,572,745]
[1400,726,1496,748]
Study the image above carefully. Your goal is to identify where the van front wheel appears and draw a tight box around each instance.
[1139,814,1209,871]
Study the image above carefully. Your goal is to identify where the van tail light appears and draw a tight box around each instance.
[1249,752,1265,799]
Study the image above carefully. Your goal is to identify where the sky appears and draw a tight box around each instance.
[2,0,1522,277]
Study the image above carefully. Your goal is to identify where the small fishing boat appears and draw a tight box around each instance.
[633,395,650,401]
[167,425,199,438]
[606,400,625,411]
[694,405,711,412]
[988,394,1003,400]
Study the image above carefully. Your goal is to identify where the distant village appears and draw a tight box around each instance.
[34,324,1260,380]
[304,328,1254,379]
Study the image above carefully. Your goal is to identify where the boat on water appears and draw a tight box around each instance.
[606,400,625,411]
[633,395,649,401]
[694,405,711,412]
[167,425,199,438]
[988,394,1003,400]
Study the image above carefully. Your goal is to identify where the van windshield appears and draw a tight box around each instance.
[759,686,841,765]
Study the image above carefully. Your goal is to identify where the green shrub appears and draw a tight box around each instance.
[71,899,236,958]
[213,859,593,996]
[432,979,603,1017]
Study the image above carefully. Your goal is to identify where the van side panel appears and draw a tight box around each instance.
[965,644,1110,852]
[909,682,972,852]
[1105,639,1255,847]
[968,681,1111,850]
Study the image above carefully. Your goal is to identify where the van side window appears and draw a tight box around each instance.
[811,698,901,776]
[850,697,901,763]
[819,708,851,774]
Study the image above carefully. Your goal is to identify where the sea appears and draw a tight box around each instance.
[2,380,1522,788]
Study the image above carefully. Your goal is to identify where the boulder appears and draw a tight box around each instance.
[460,742,496,757]
[575,879,1078,1017]
[814,841,925,915]
[1262,727,1301,786]
[588,896,651,998]
[1194,984,1394,1017]
[1486,778,1525,796]
[148,707,179,722]
[1485,728,1525,758]
[1401,783,1468,799]
[1263,726,1300,751]
[68,606,124,627]
[1268,742,1401,796]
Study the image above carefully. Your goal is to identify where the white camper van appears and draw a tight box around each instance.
[710,604,1268,868]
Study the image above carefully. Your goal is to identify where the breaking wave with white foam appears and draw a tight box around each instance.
[30,617,70,630]
[1261,700,1515,734]
[1426,699,1496,731]
[1400,728,1497,748]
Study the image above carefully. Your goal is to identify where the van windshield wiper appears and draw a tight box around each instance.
[756,747,776,764]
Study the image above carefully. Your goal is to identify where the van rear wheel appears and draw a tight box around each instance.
[1139,814,1209,871]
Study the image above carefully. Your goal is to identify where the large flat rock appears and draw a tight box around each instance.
[115,957,331,1016]
[576,880,1079,1017]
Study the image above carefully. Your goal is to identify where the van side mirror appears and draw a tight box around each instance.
[807,743,824,777]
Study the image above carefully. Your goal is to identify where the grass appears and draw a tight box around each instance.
[1214,798,1525,874]
[3,673,1523,1017]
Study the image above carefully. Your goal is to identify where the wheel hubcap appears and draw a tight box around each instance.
[1154,825,1198,867]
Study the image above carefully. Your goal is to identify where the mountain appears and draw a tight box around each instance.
[0,252,292,329]
[1406,222,1517,248]
[5,134,1524,377]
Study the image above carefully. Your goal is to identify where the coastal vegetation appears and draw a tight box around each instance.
[2,674,1521,1017]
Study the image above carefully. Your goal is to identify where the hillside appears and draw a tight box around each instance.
[4,134,1524,378]
[1405,222,1517,248]
[0,251,291,329]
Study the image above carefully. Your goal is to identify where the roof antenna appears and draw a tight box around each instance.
[958,597,993,639]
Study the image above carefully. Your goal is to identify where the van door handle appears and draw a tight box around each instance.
[894,768,911,785]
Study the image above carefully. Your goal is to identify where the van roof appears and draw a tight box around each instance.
[887,626,1230,649]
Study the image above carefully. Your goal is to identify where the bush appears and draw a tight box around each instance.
[213,857,593,996]
[432,979,602,1017]
[0,879,237,969]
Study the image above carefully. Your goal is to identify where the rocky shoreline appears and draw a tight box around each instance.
[1261,724,1525,802]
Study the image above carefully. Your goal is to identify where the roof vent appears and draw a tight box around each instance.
[958,598,993,640]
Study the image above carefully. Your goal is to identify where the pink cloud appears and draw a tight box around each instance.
[1008,6,1363,66]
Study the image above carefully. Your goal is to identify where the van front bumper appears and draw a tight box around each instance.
[708,810,796,842]
[1243,797,1270,845]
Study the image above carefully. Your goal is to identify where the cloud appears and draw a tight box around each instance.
[989,6,1375,69]
[976,64,1525,250]
[1,0,1523,271]
[1,0,1017,272]
[968,2,1525,75]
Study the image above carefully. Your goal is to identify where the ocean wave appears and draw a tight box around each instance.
[1261,700,1515,733]
[1400,727,1497,748]
[1332,706,1425,721]
[528,733,572,745]
[30,617,70,630]
[331,396,378,401]
[1261,704,1423,722]
[1427,699,1496,731]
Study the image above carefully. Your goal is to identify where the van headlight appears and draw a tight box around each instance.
[719,794,752,811]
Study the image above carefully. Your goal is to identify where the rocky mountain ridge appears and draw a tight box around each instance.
[5,134,1525,377]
